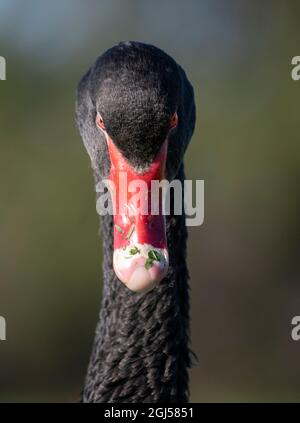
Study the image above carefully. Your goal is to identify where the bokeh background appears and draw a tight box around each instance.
[0,0,300,402]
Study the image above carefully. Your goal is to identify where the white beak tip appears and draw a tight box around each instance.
[113,244,169,293]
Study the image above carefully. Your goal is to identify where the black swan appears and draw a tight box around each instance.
[75,41,196,403]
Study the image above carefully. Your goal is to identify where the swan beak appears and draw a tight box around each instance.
[106,138,169,294]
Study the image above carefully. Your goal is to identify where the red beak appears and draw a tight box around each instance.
[106,138,169,293]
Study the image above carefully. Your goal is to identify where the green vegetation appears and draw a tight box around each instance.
[145,250,161,269]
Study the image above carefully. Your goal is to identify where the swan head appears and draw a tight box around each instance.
[76,41,187,294]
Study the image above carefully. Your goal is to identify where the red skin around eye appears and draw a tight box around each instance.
[106,138,168,251]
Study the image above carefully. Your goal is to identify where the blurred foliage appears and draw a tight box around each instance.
[0,0,300,402]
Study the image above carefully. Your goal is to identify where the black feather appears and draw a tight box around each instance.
[75,41,196,403]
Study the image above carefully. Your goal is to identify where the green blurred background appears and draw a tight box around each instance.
[0,0,300,402]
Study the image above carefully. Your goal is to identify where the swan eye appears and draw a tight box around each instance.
[96,113,106,131]
[169,112,178,129]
